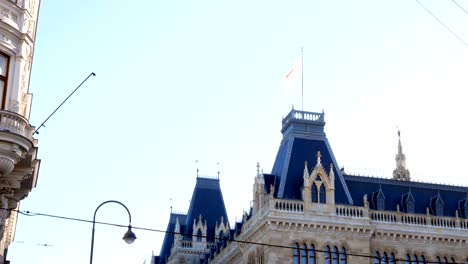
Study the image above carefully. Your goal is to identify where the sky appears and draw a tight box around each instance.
[7,0,468,263]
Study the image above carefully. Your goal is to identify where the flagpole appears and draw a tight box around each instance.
[301,47,304,112]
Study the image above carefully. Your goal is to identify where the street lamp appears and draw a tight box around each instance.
[89,200,136,264]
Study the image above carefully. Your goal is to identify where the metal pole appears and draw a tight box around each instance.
[89,200,133,264]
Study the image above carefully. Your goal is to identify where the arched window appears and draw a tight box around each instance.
[411,255,418,264]
[309,244,316,264]
[301,244,307,264]
[332,246,338,264]
[405,254,410,264]
[293,243,299,264]
[339,247,347,264]
[436,256,441,264]
[324,245,331,264]
[443,257,448,264]
[374,251,381,264]
[389,253,396,264]
[320,184,326,204]
[312,183,318,203]
[450,257,455,264]
[196,229,202,242]
[419,255,426,264]
[382,252,388,264]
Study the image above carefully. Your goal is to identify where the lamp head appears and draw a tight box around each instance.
[122,226,136,244]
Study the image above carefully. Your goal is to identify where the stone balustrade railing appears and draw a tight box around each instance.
[273,199,304,212]
[0,110,33,140]
[181,241,192,248]
[336,205,365,218]
[282,110,325,127]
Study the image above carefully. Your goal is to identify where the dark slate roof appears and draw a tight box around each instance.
[156,212,187,264]
[270,109,353,204]
[184,177,229,241]
[263,173,279,197]
[344,175,468,217]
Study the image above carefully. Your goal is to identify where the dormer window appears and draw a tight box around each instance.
[196,229,202,242]
[431,193,444,216]
[402,191,415,214]
[0,52,9,109]
[373,187,386,210]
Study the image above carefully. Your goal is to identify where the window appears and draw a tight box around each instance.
[196,229,202,242]
[339,247,347,264]
[406,201,415,213]
[332,246,338,264]
[419,255,426,264]
[219,230,224,242]
[405,254,410,264]
[382,252,388,264]
[320,184,326,204]
[450,258,455,264]
[301,244,307,264]
[389,253,396,264]
[324,246,331,264]
[411,255,418,264]
[0,52,9,109]
[436,257,441,264]
[375,251,381,264]
[312,183,318,203]
[293,243,299,264]
[309,244,316,264]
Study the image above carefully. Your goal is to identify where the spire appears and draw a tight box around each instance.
[393,130,411,181]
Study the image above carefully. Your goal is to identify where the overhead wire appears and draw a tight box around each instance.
[415,0,468,48]
[449,0,468,15]
[3,207,466,263]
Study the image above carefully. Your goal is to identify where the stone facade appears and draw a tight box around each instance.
[155,109,468,264]
[0,0,41,262]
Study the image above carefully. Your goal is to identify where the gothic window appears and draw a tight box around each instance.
[319,184,326,204]
[436,257,441,264]
[312,183,318,203]
[324,245,331,264]
[0,52,9,109]
[309,244,316,264]
[373,187,385,210]
[411,255,417,264]
[431,193,444,216]
[450,257,455,264]
[339,247,347,264]
[332,246,338,264]
[293,243,300,264]
[374,251,381,264]
[389,253,396,264]
[443,257,448,264]
[196,229,202,242]
[301,244,307,263]
[419,255,426,264]
[405,254,410,264]
[382,252,388,264]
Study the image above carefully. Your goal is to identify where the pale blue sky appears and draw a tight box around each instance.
[8,0,468,263]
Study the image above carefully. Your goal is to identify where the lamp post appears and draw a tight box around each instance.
[89,200,137,264]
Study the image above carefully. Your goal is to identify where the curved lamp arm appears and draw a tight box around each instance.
[90,200,136,264]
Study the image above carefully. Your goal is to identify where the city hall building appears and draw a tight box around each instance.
[154,109,468,264]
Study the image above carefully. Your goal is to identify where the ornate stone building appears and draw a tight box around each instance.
[0,0,41,262]
[154,109,468,264]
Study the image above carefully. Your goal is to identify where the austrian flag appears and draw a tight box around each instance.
[285,58,302,81]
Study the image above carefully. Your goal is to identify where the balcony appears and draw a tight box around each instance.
[0,110,39,207]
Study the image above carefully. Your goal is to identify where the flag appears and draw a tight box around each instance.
[284,57,302,89]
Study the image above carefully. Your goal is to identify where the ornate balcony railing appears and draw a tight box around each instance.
[0,110,33,140]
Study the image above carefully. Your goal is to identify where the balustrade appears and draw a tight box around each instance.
[0,110,33,139]
[335,205,365,218]
[273,199,304,212]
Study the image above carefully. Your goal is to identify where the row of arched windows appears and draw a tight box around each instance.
[293,243,346,264]
[374,251,396,264]
[404,254,426,264]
